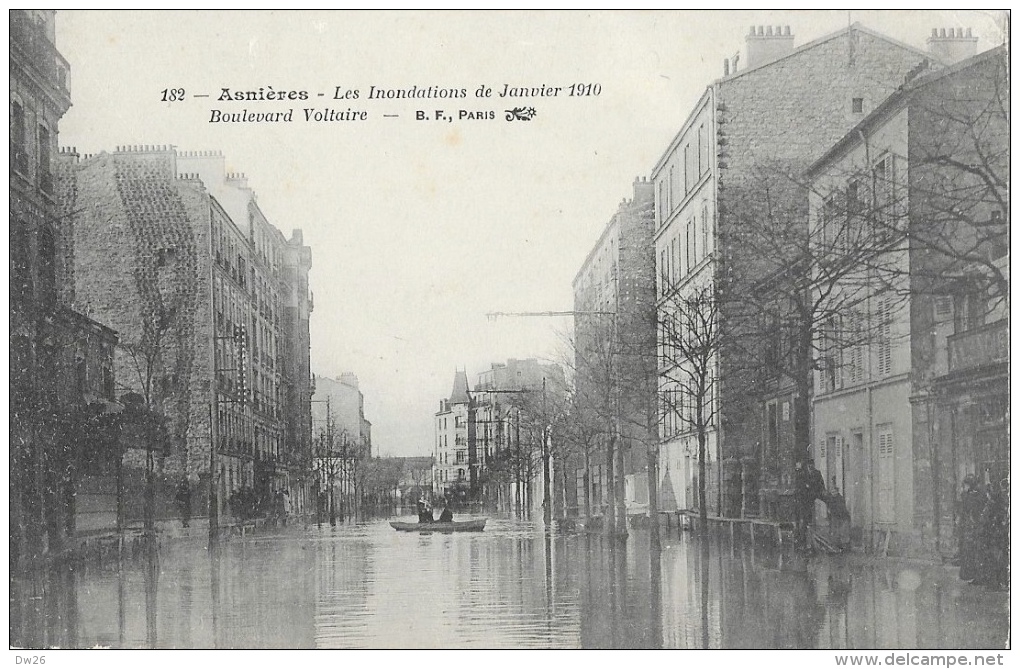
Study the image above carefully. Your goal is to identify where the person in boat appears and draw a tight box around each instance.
[417,497,434,524]
[437,499,454,523]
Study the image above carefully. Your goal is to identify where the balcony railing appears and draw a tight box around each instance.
[10,11,70,97]
[948,319,1008,373]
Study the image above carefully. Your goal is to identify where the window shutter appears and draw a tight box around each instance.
[877,428,895,522]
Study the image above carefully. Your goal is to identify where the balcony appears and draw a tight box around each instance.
[948,319,1008,373]
[10,11,70,99]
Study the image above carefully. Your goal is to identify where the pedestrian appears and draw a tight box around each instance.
[438,499,454,523]
[957,474,985,583]
[281,488,292,526]
[174,478,192,528]
[794,459,826,552]
[976,478,1007,590]
[826,476,851,551]
[417,496,434,523]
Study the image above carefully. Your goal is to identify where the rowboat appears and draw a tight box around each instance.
[390,519,487,533]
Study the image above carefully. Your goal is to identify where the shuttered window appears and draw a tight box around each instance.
[877,426,895,522]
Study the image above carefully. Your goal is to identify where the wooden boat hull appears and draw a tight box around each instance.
[390,519,487,533]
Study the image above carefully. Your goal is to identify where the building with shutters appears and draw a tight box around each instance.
[805,42,1006,554]
[652,23,944,520]
[59,145,314,523]
[10,9,120,566]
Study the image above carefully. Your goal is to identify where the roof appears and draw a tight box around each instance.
[652,23,937,177]
[805,45,1006,178]
[449,370,471,404]
[714,22,932,86]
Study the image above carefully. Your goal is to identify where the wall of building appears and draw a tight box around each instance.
[713,27,930,477]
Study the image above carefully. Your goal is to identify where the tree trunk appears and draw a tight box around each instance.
[698,427,709,536]
[559,454,569,520]
[605,435,616,536]
[542,429,552,525]
[615,439,627,535]
[583,449,592,519]
[144,446,156,537]
[648,439,660,546]
[793,329,814,465]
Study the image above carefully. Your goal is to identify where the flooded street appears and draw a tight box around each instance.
[10,517,1009,649]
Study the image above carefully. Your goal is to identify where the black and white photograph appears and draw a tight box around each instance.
[8,9,1011,655]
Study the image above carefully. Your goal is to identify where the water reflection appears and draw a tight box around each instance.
[9,518,1009,649]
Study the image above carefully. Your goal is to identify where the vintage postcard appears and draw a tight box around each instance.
[9,9,1010,657]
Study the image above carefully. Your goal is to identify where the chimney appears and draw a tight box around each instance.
[927,27,978,64]
[745,25,794,68]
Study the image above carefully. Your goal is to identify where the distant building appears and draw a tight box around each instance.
[572,178,656,518]
[652,23,937,517]
[806,44,1006,554]
[434,370,472,500]
[59,146,314,522]
[10,9,119,566]
[311,373,372,515]
[471,359,566,516]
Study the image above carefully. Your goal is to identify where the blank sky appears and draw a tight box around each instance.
[54,10,1006,457]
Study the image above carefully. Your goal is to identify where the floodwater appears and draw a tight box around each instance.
[9,517,1009,649]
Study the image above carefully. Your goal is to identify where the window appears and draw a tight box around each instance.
[659,249,668,295]
[852,97,864,114]
[821,194,841,250]
[37,226,56,308]
[847,309,865,385]
[671,236,678,284]
[75,357,87,396]
[38,125,52,194]
[657,180,667,226]
[697,123,707,176]
[103,366,115,399]
[10,101,27,174]
[875,297,893,376]
[11,224,31,302]
[683,144,692,194]
[701,204,710,257]
[877,425,895,522]
[686,219,696,274]
[873,155,896,234]
[667,165,675,212]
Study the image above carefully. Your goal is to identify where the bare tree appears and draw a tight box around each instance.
[659,283,727,533]
[313,399,342,526]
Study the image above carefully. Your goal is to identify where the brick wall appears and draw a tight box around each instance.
[714,28,932,461]
[61,149,211,479]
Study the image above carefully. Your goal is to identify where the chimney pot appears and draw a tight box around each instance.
[931,28,938,37]
[766,26,773,36]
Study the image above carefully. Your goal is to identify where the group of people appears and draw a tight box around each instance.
[227,486,291,523]
[793,460,851,553]
[417,496,454,524]
[957,474,1008,590]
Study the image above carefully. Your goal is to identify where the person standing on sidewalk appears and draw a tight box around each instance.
[957,474,985,583]
[174,478,192,529]
[794,460,826,552]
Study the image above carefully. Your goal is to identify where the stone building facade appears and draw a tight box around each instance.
[805,45,1007,554]
[59,146,313,522]
[10,9,120,566]
[311,373,372,514]
[652,23,935,517]
[434,370,473,499]
[473,359,566,516]
[572,178,656,520]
